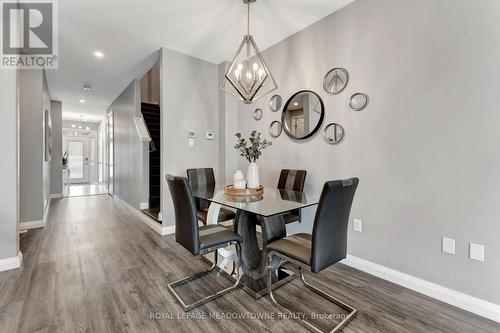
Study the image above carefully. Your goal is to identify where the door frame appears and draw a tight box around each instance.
[107,110,115,196]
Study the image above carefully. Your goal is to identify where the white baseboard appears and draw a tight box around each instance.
[342,255,500,323]
[0,252,23,272]
[140,201,149,210]
[50,193,63,199]
[113,196,173,236]
[19,220,45,230]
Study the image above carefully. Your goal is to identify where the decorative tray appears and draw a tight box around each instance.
[224,184,264,197]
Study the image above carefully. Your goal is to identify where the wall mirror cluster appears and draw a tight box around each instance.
[324,123,344,144]
[253,108,263,120]
[269,94,282,112]
[266,68,368,143]
[281,90,324,140]
[269,121,282,138]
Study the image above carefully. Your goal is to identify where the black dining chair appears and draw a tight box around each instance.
[267,178,359,333]
[166,174,242,311]
[277,169,307,224]
[187,168,236,225]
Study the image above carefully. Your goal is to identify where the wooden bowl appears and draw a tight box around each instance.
[224,184,264,197]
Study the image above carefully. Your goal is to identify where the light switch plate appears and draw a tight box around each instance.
[353,219,362,232]
[469,243,485,262]
[188,131,196,138]
[206,132,215,140]
[442,237,455,255]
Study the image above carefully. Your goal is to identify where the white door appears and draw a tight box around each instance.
[67,138,90,184]
[107,111,114,195]
[291,116,305,137]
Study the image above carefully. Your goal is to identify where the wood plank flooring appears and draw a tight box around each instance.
[0,195,499,333]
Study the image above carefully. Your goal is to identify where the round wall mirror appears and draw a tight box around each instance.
[269,95,282,112]
[323,68,349,95]
[323,123,345,144]
[349,93,368,111]
[253,108,263,120]
[269,121,282,138]
[281,90,324,140]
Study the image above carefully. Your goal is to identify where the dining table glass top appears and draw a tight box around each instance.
[190,185,320,217]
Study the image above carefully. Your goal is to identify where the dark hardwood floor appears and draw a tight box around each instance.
[0,195,498,333]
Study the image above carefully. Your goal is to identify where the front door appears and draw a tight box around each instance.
[67,138,90,184]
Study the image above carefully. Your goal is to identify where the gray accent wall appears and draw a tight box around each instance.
[0,70,19,260]
[42,72,51,210]
[108,80,149,209]
[19,69,44,223]
[235,0,500,304]
[161,47,220,226]
[50,101,63,195]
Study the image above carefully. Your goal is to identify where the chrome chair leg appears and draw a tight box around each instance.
[267,253,357,333]
[168,243,242,312]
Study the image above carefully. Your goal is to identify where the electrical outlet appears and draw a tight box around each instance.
[442,237,455,255]
[469,243,485,262]
[353,219,362,232]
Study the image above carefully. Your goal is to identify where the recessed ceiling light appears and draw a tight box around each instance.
[86,127,90,130]
[293,102,299,106]
[71,124,76,128]
[94,51,104,58]
[79,99,85,103]
[78,125,82,129]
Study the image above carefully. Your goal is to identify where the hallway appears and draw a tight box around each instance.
[0,196,499,333]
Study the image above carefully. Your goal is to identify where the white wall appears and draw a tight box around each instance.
[0,70,19,261]
[234,0,500,305]
[161,47,220,226]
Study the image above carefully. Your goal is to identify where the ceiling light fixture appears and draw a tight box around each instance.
[94,51,104,58]
[221,0,277,104]
[79,99,85,103]
[86,126,90,130]
[83,84,92,92]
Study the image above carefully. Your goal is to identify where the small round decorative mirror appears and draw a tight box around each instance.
[349,93,368,111]
[269,95,282,112]
[269,121,282,138]
[282,90,324,140]
[323,68,349,95]
[253,108,263,120]
[323,123,345,144]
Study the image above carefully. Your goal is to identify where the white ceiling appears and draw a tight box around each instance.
[47,0,354,121]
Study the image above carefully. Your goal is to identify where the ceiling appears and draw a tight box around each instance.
[46,0,354,122]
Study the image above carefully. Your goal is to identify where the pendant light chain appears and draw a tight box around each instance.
[247,2,250,36]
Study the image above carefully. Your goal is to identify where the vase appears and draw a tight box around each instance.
[246,162,260,189]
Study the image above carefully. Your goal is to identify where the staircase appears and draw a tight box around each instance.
[141,102,161,220]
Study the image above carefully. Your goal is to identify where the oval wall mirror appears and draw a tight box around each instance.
[253,108,263,120]
[269,121,282,138]
[323,68,349,95]
[281,90,324,140]
[349,93,368,111]
[323,123,345,144]
[269,95,282,112]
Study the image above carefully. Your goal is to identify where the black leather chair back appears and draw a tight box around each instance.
[166,174,200,256]
[277,169,307,221]
[311,178,359,273]
[277,169,307,192]
[187,168,216,210]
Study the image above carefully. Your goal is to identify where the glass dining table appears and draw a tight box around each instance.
[190,184,320,299]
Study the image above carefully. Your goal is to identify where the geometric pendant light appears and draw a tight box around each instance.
[221,0,277,104]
